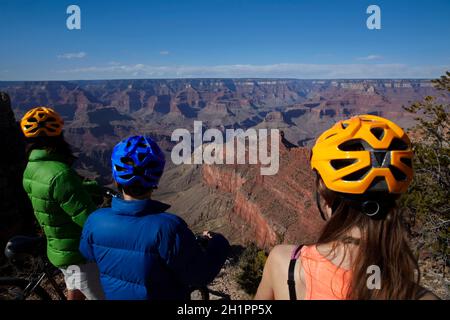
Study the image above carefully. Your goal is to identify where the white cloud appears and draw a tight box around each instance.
[57,52,87,59]
[57,62,449,79]
[357,55,383,61]
[159,51,170,56]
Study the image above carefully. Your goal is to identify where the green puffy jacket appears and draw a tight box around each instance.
[23,149,98,268]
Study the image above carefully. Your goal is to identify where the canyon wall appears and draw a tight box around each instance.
[201,144,325,249]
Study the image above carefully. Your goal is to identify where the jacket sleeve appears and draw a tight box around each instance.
[158,219,230,287]
[79,217,95,262]
[51,168,97,227]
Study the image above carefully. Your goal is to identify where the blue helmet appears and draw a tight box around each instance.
[111,136,166,188]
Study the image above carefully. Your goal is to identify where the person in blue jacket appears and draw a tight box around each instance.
[79,135,230,300]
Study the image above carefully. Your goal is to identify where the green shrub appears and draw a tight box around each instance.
[401,71,450,269]
[236,243,268,295]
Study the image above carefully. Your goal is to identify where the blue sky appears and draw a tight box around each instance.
[0,0,449,80]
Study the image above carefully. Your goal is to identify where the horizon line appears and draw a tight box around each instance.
[0,77,434,83]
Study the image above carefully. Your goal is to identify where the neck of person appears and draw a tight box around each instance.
[122,191,153,201]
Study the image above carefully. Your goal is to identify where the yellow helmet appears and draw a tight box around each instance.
[20,107,64,138]
[311,115,413,194]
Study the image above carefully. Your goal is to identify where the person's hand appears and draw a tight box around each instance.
[202,231,214,239]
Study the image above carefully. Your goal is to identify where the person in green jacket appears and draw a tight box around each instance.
[20,106,104,300]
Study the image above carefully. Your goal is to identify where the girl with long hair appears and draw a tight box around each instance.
[255,115,439,300]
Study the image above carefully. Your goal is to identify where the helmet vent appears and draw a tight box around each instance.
[388,138,409,151]
[370,127,385,140]
[389,165,407,181]
[121,157,135,166]
[28,117,37,122]
[119,174,134,180]
[341,122,349,129]
[137,153,146,162]
[27,127,40,134]
[330,159,357,170]
[338,139,366,151]
[115,165,126,172]
[342,166,371,181]
[325,133,337,140]
[400,157,412,168]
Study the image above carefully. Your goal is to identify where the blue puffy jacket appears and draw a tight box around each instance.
[79,197,230,300]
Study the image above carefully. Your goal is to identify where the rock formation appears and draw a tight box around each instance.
[201,143,325,249]
[0,92,34,248]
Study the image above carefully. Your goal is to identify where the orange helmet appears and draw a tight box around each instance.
[311,115,413,194]
[20,107,64,138]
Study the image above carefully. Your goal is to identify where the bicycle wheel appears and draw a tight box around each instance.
[0,277,52,300]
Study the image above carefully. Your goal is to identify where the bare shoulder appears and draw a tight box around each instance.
[254,245,297,300]
[269,245,298,260]
[267,245,299,269]
[264,245,305,300]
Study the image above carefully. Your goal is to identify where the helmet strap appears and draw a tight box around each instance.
[315,188,328,221]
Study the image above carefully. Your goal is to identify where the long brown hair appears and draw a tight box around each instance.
[315,176,421,300]
[24,134,76,166]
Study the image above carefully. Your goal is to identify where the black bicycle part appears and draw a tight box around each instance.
[0,277,52,300]
[1,236,66,300]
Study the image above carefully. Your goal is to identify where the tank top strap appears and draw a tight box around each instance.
[287,245,303,300]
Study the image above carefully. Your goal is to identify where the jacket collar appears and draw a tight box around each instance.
[28,149,68,163]
[111,197,171,216]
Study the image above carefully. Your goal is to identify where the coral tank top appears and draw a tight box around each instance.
[299,245,352,300]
